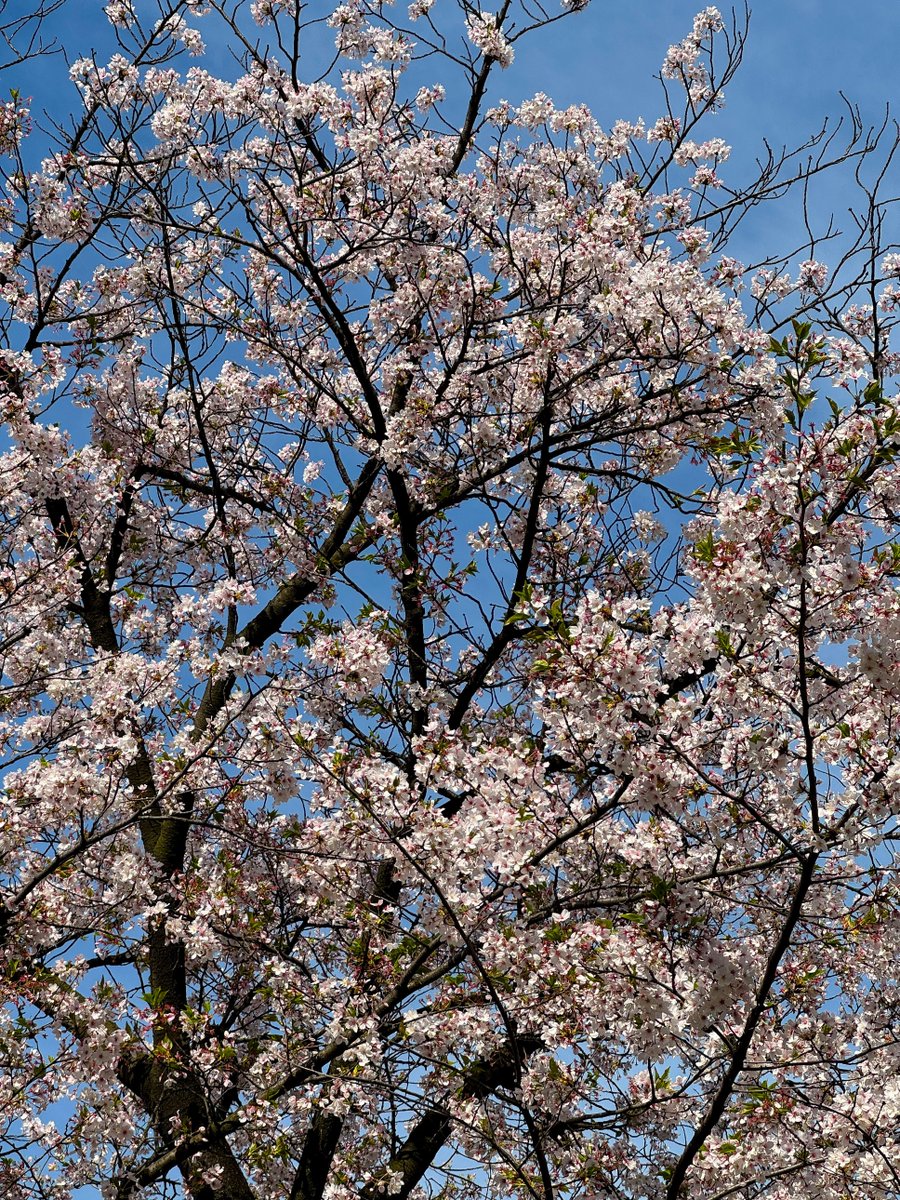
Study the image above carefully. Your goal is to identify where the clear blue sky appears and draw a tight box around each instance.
[519,2,900,265]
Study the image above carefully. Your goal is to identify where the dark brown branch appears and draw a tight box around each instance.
[361,1034,544,1200]
[665,852,819,1198]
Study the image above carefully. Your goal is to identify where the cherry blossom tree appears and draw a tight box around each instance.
[2,2,900,1199]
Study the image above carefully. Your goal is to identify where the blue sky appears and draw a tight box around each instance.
[524,1,900,135]
[521,2,900,267]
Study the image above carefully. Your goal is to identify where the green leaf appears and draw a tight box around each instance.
[649,875,675,902]
[715,629,736,658]
[792,318,812,342]
[693,530,717,564]
[864,380,884,405]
